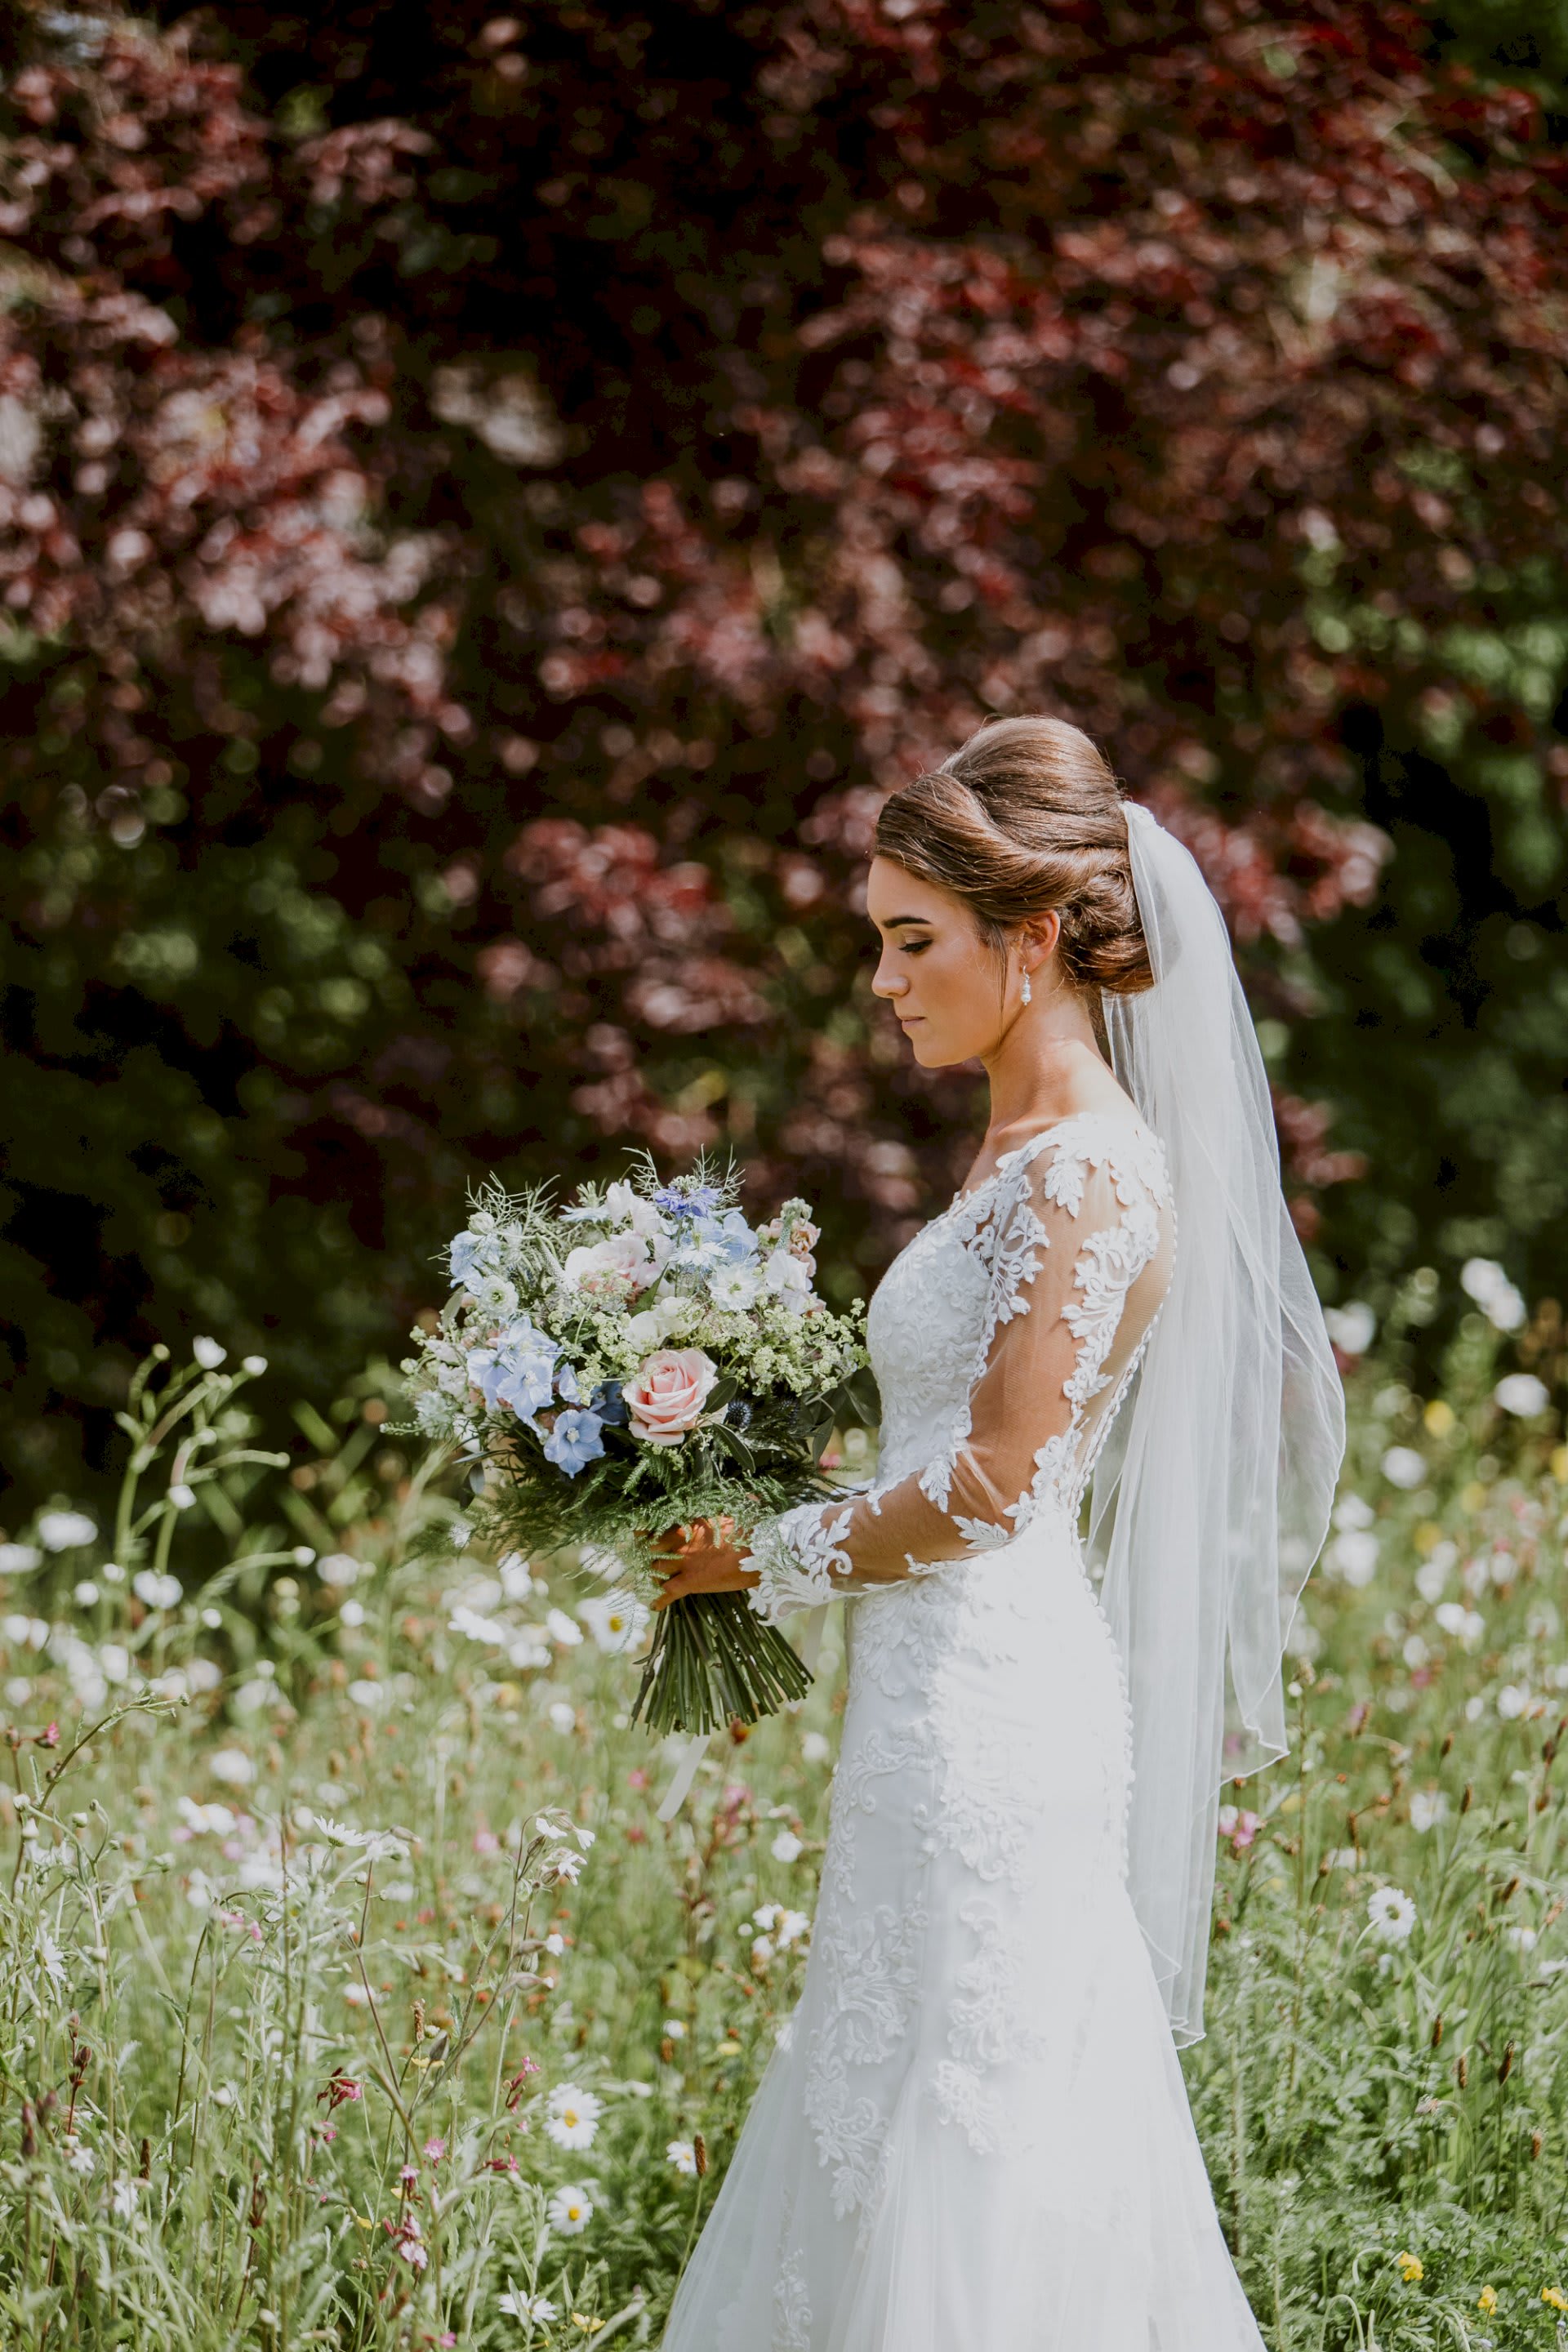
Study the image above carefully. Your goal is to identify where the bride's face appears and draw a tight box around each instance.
[866,855,1017,1067]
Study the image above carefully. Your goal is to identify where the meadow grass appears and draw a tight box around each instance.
[0,1289,1564,2350]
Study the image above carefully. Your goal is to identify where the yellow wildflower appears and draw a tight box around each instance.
[1396,2252,1423,2285]
[1477,2287,1497,2315]
[1542,2287,1568,2313]
[571,2319,604,2336]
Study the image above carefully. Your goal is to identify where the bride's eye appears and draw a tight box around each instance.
[903,938,932,956]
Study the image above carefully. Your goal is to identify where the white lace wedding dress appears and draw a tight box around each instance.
[660,1107,1269,2352]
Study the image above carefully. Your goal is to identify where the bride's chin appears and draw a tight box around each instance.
[907,1032,956,1067]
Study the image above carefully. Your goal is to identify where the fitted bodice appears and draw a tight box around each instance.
[745,1111,1176,1619]
[866,1218,991,1486]
[866,1111,1174,1538]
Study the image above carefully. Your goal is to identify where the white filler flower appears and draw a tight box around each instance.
[1494,1373,1549,1418]
[1461,1257,1526,1332]
[37,1511,97,1552]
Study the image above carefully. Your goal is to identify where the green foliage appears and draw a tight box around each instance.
[3,0,1568,1530]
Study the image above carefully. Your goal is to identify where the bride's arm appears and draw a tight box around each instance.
[742,1138,1171,1623]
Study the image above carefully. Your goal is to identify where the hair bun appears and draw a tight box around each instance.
[875,715,1153,997]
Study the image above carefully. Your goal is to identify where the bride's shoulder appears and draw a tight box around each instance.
[1029,1100,1171,1210]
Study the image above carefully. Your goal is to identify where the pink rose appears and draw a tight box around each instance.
[624,1348,719,1447]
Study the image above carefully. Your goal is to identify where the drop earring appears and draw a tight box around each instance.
[1020,969,1032,1005]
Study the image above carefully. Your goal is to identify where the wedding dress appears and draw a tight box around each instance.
[660,1105,1272,2352]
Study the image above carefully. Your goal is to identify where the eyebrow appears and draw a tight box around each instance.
[879,914,933,929]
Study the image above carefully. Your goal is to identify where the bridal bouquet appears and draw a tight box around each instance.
[402,1155,874,1735]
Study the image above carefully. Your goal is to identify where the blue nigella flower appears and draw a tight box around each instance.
[542,1408,607,1477]
[652,1182,723,1221]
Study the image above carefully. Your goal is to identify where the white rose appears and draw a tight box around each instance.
[625,1296,688,1350]
[563,1232,655,1299]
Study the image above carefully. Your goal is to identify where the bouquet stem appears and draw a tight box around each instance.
[631,1592,813,1736]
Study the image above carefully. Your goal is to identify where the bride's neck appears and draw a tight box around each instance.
[979,988,1111,1137]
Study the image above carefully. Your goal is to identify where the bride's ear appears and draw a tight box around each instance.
[1020,907,1062,977]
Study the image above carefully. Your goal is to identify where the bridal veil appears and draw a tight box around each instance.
[1089,800,1345,2046]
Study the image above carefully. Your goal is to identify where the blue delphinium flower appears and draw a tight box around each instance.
[715,1208,758,1262]
[555,1357,581,1404]
[448,1214,514,1289]
[448,1228,489,1287]
[468,1316,558,1419]
[493,1340,559,1421]
[542,1408,607,1476]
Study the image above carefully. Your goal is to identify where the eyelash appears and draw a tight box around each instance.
[902,941,931,956]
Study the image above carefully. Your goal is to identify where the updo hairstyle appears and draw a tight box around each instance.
[874,715,1154,997]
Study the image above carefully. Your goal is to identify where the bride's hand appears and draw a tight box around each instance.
[646,1515,760,1610]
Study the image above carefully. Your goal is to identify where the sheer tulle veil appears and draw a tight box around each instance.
[1087,800,1345,2046]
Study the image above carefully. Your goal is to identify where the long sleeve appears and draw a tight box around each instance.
[744,1120,1174,1624]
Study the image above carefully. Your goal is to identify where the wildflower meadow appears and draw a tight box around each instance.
[0,1265,1563,2350]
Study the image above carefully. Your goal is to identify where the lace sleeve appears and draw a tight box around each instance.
[744,1120,1174,1625]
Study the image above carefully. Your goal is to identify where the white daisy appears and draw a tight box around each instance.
[579,1592,651,1654]
[666,2139,698,2176]
[545,2084,602,2149]
[500,2288,558,2323]
[546,2183,594,2234]
[1367,1886,1417,1944]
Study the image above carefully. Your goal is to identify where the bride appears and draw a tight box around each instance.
[648,715,1344,2351]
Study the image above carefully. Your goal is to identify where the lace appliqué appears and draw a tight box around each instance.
[1013,1196,1164,1535]
[803,1900,925,2219]
[771,2247,811,2351]
[746,1497,856,1624]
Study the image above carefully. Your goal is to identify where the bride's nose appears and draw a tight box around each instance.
[871,957,909,1000]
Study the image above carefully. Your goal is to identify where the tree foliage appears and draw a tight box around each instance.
[2,0,1566,1506]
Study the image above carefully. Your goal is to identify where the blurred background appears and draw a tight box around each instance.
[2,0,1566,1516]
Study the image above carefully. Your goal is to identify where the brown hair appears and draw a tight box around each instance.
[874,714,1153,996]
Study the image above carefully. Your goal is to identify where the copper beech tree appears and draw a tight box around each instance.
[2,0,1566,1496]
